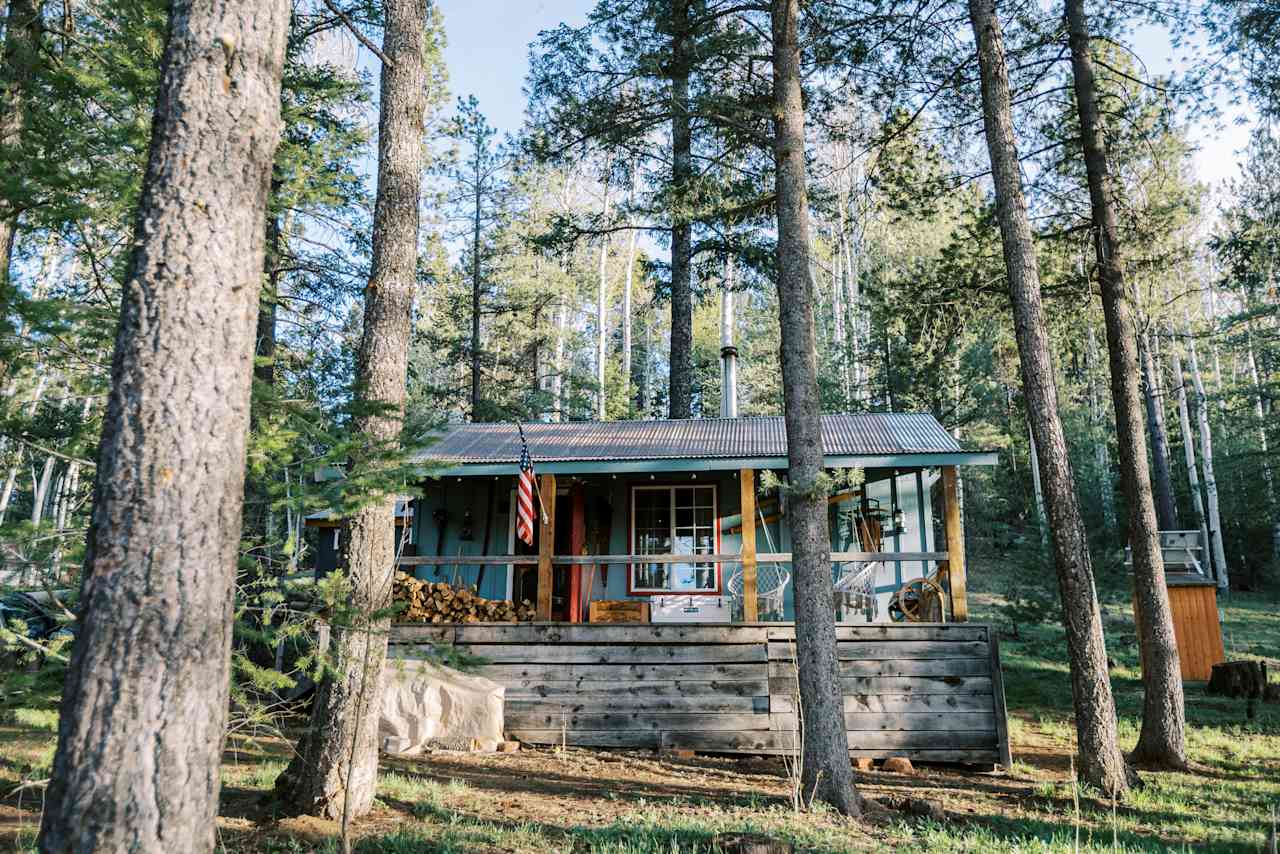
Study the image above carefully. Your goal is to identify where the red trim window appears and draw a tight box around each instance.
[629,484,720,594]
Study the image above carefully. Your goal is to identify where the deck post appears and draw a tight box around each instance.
[740,468,758,622]
[941,465,968,621]
[537,473,557,620]
[569,484,585,623]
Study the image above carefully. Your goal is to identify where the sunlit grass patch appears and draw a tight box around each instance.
[11,707,58,732]
[222,758,287,792]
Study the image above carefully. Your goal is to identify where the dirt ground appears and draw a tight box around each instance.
[214,735,1043,852]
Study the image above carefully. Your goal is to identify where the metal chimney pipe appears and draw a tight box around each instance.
[720,257,738,418]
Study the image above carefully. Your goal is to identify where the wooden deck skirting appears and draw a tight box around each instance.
[388,622,1012,766]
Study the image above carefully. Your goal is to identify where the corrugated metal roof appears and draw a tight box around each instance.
[420,413,963,465]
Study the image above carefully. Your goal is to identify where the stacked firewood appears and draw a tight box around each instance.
[393,572,535,623]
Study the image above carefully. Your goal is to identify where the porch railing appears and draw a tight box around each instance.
[397,551,949,566]
[396,550,957,624]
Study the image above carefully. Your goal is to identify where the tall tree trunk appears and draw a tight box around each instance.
[30,452,53,525]
[1244,323,1278,556]
[0,0,42,296]
[596,168,612,420]
[640,309,651,415]
[1139,325,1177,529]
[55,398,86,532]
[831,230,845,349]
[0,461,16,525]
[1027,420,1048,544]
[622,162,637,415]
[845,219,863,405]
[1186,330,1228,588]
[1171,348,1211,576]
[668,0,693,419]
[1065,0,1186,771]
[247,202,290,567]
[37,1,289,849]
[0,367,47,521]
[257,196,284,389]
[968,0,1134,797]
[552,298,566,420]
[770,0,863,816]
[470,158,483,419]
[276,0,426,823]
[1086,324,1116,530]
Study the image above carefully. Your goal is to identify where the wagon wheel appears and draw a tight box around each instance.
[890,576,946,623]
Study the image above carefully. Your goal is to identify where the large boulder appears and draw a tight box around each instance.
[378,658,504,754]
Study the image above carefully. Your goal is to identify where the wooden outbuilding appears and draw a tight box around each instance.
[1128,530,1226,682]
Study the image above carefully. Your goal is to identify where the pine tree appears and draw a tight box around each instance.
[967,0,1135,797]
[38,0,291,848]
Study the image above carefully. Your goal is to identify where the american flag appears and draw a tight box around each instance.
[516,426,536,547]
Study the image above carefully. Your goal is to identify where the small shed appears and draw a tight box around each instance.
[1128,530,1226,682]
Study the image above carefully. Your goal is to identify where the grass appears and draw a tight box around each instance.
[1,557,1277,852]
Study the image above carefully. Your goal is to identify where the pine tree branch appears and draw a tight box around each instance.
[319,0,392,68]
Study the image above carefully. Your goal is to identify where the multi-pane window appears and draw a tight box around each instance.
[631,485,718,593]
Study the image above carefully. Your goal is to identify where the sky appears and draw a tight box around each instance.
[430,1,1250,193]
[436,0,595,135]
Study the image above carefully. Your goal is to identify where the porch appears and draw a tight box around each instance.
[401,414,996,625]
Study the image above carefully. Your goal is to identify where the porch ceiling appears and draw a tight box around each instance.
[417,413,997,476]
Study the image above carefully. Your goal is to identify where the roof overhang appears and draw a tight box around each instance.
[421,451,998,478]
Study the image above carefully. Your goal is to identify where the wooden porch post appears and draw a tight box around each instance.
[941,465,968,621]
[569,484,586,623]
[537,473,557,621]
[740,468,758,622]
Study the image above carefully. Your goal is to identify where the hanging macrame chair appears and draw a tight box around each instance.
[725,560,791,621]
[725,500,791,621]
[833,560,880,622]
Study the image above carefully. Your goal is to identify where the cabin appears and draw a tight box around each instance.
[389,412,1012,766]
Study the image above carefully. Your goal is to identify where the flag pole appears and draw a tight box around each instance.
[516,421,550,526]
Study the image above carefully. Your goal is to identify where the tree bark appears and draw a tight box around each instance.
[668,0,693,419]
[622,161,638,415]
[1064,0,1186,771]
[37,1,289,849]
[596,168,612,420]
[1139,326,1178,529]
[1027,420,1048,545]
[1086,323,1116,530]
[968,0,1134,797]
[256,199,286,389]
[470,148,483,419]
[275,0,426,822]
[1186,330,1229,589]
[552,298,566,420]
[1170,348,1210,576]
[1244,324,1278,556]
[30,452,53,526]
[0,0,41,296]
[770,0,863,817]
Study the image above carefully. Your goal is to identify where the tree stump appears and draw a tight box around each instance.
[1206,661,1267,699]
[713,833,794,854]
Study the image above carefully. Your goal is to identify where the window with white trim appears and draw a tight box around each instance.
[630,484,718,593]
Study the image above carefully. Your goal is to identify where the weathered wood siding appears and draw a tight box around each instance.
[388,622,1011,766]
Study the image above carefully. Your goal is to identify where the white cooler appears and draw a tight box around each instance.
[649,595,732,623]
